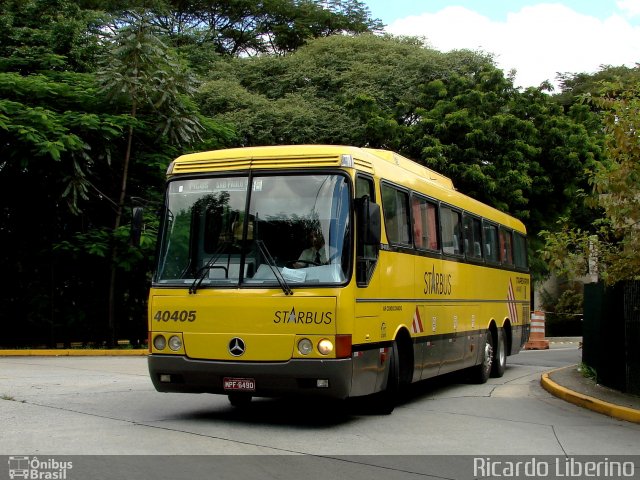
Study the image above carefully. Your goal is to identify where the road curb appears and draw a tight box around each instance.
[541,367,640,424]
[0,349,148,356]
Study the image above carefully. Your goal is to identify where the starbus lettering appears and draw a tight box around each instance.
[423,265,452,296]
[273,308,333,324]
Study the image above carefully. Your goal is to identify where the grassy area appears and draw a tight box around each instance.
[578,363,598,382]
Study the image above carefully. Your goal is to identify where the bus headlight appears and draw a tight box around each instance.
[168,335,183,351]
[298,338,313,355]
[153,335,166,351]
[317,339,334,355]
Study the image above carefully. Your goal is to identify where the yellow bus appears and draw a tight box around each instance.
[145,145,530,412]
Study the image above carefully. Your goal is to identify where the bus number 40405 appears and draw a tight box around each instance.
[154,310,196,322]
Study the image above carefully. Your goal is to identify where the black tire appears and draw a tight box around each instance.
[371,341,399,414]
[228,393,252,407]
[471,330,493,384]
[491,328,506,378]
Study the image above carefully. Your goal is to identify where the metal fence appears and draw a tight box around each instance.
[583,281,640,396]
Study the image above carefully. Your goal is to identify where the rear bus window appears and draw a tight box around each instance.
[514,233,528,269]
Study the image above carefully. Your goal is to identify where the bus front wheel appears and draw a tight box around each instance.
[371,341,399,414]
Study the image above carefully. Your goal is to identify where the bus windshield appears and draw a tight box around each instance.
[155,173,351,288]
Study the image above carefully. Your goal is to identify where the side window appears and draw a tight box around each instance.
[411,196,440,251]
[483,222,499,263]
[514,233,528,269]
[381,183,411,245]
[355,175,378,287]
[356,175,375,200]
[463,214,483,260]
[499,228,514,265]
[441,206,462,255]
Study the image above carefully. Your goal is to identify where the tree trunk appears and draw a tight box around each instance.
[107,101,136,347]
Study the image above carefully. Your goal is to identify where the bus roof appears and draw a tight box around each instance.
[170,145,526,233]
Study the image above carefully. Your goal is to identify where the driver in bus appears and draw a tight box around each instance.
[294,230,328,267]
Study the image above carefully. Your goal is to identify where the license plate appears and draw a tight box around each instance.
[223,377,256,391]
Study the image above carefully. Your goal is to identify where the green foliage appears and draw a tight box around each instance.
[555,66,640,108]
[555,288,583,315]
[587,82,640,282]
[164,0,383,56]
[0,71,133,214]
[539,219,596,280]
[201,34,602,263]
[98,11,204,146]
[78,0,382,67]
[0,0,233,347]
[578,363,597,382]
[539,284,583,336]
[0,0,616,346]
[541,71,640,285]
[0,0,104,73]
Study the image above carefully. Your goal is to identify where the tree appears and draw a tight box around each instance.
[542,78,640,284]
[0,1,232,347]
[555,65,640,109]
[97,10,205,345]
[0,0,137,346]
[0,1,613,347]
[198,35,478,148]
[78,0,383,60]
[198,34,602,263]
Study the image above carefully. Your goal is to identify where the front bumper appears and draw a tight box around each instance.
[148,354,353,399]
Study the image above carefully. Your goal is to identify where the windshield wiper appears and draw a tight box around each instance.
[256,240,293,295]
[189,243,229,294]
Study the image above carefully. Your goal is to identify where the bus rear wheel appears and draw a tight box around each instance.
[491,328,506,378]
[471,331,493,384]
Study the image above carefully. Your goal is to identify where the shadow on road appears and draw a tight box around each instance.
[172,370,472,426]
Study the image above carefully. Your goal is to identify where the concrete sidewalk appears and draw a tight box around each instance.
[542,364,640,424]
[0,348,147,356]
[537,337,640,424]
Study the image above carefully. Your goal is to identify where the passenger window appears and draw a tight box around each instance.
[483,223,499,263]
[411,196,439,251]
[441,206,462,255]
[463,215,483,259]
[499,228,514,265]
[514,233,528,269]
[381,184,411,245]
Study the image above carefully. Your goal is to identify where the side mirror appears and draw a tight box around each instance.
[356,196,381,247]
[130,206,144,247]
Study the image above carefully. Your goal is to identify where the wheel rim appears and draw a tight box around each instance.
[483,337,493,376]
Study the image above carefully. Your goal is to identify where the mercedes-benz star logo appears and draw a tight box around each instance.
[228,337,246,356]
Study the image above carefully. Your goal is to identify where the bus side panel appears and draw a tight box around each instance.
[419,337,443,380]
[350,347,385,396]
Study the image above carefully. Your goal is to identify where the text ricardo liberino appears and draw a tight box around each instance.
[473,457,636,478]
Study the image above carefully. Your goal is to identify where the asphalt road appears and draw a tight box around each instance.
[1,345,638,479]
